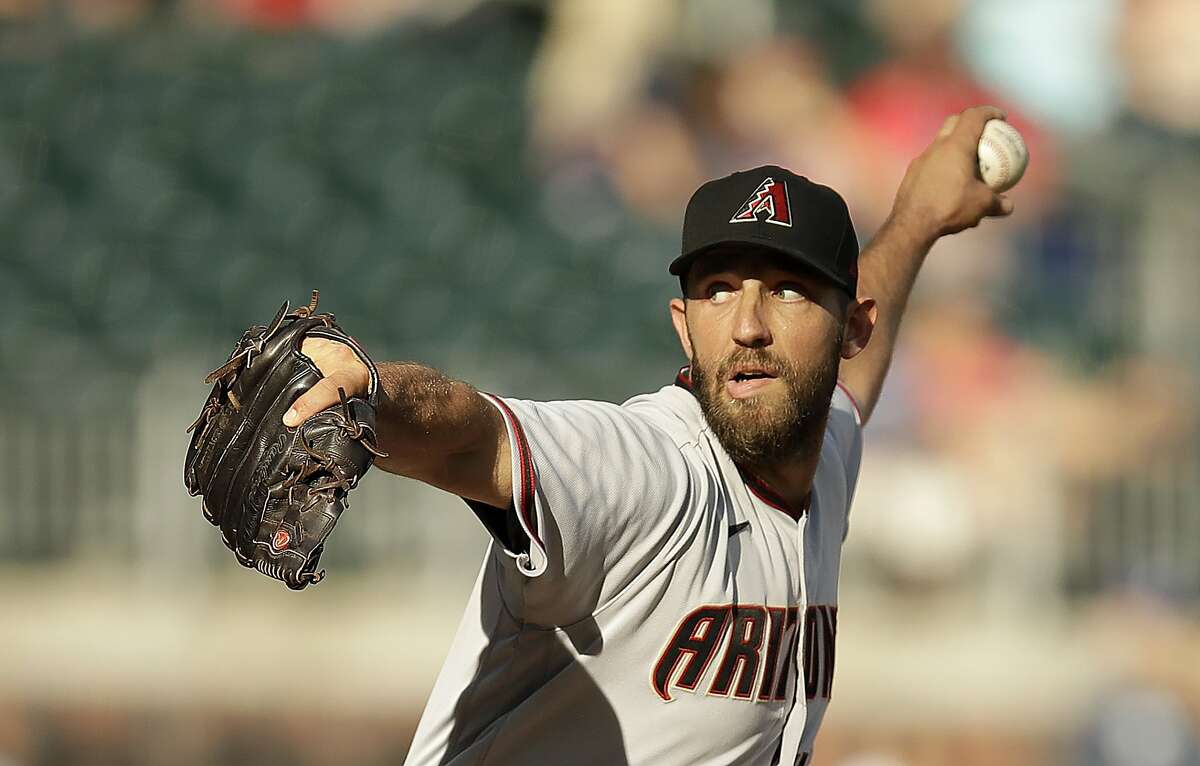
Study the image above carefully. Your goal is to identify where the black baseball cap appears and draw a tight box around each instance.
[670,165,859,298]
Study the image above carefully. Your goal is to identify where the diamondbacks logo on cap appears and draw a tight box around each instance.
[729,177,792,227]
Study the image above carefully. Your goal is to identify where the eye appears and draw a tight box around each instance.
[707,282,736,304]
[773,284,807,302]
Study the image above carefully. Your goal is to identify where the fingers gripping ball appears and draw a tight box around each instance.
[183,291,386,590]
[977,119,1028,193]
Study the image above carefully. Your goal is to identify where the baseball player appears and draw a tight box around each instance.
[283,106,1013,765]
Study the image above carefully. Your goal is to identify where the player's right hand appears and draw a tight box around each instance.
[891,104,1014,239]
[282,337,372,427]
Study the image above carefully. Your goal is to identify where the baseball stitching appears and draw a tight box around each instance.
[980,136,1011,188]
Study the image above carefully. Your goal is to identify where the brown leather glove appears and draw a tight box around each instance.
[184,291,385,590]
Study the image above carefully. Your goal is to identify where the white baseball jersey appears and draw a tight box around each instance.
[404,369,864,766]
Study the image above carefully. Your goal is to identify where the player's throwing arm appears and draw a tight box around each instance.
[837,105,1023,423]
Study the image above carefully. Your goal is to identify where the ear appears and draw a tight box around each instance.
[669,298,694,360]
[841,297,876,360]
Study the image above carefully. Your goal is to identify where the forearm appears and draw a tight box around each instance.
[372,362,502,479]
[836,106,1014,424]
[285,338,512,505]
[838,212,938,424]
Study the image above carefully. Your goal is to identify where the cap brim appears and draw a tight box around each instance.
[669,240,852,295]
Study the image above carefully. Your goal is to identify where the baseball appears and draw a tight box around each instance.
[977,119,1028,193]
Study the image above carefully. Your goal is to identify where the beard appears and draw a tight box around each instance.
[690,334,842,469]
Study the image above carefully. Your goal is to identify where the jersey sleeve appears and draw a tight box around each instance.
[464,394,695,625]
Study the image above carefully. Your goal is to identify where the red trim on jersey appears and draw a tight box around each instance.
[835,379,863,425]
[487,395,542,550]
[674,365,693,391]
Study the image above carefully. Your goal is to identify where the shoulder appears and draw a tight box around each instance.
[812,379,866,537]
[495,386,701,452]
[620,383,708,451]
[488,388,707,489]
[830,380,863,433]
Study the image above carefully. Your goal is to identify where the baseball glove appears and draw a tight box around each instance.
[184,291,386,590]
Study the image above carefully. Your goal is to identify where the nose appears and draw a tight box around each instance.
[731,281,772,349]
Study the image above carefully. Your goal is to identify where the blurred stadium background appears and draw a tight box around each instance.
[2,0,1200,763]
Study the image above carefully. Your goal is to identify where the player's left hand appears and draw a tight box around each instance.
[890,105,1014,239]
[283,337,372,427]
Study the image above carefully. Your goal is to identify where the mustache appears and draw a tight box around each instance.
[715,349,793,381]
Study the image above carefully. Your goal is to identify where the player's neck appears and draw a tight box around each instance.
[743,403,828,510]
[744,448,820,512]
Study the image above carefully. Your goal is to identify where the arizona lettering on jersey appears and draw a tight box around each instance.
[404,371,863,766]
[651,603,837,707]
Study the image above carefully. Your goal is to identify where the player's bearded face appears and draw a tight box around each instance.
[690,330,842,468]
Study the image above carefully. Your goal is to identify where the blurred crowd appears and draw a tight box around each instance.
[2,0,1200,764]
